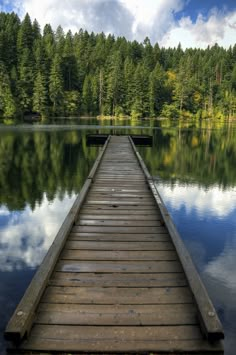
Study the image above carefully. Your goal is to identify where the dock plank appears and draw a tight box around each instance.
[55,260,183,273]
[35,303,197,326]
[49,272,188,287]
[42,286,193,304]
[65,240,174,250]
[60,249,178,261]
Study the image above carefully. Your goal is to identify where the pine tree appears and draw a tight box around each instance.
[124,57,135,115]
[0,62,16,117]
[17,13,33,55]
[62,30,78,91]
[18,48,34,113]
[82,75,93,114]
[106,51,125,115]
[49,54,64,115]
[149,63,166,117]
[131,63,149,118]
[33,71,48,117]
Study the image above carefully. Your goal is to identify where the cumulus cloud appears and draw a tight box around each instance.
[0,193,76,272]
[122,0,184,41]
[3,0,236,47]
[160,8,236,48]
[205,239,236,294]
[15,0,135,39]
[0,206,10,216]
[157,182,236,218]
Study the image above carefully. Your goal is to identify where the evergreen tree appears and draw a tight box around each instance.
[49,54,64,115]
[131,63,149,118]
[124,57,135,115]
[149,63,166,117]
[17,13,33,55]
[33,71,48,117]
[18,48,34,113]
[106,51,125,115]
[0,62,16,117]
[82,75,93,114]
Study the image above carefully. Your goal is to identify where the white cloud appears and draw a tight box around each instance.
[0,193,76,272]
[157,182,236,218]
[0,206,10,216]
[121,0,184,41]
[17,0,135,39]
[204,240,236,295]
[161,9,236,48]
[3,0,236,47]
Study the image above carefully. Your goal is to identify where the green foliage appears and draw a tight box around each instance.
[161,103,179,118]
[0,62,16,117]
[0,130,99,210]
[64,90,80,116]
[0,11,235,120]
[49,54,64,115]
[33,71,48,117]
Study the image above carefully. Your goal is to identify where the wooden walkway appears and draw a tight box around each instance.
[5,136,224,353]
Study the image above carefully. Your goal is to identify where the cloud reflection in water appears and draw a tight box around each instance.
[157,181,236,355]
[158,182,236,218]
[0,193,76,272]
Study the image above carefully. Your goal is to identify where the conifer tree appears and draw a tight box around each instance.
[0,62,16,117]
[33,71,48,117]
[49,54,64,115]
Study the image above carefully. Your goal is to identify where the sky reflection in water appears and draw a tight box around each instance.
[157,181,236,354]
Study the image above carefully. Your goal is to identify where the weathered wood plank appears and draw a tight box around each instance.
[72,225,163,234]
[81,204,157,210]
[61,249,177,261]
[87,192,153,198]
[80,207,160,214]
[42,286,193,304]
[76,219,162,227]
[56,260,183,273]
[20,324,203,342]
[68,233,170,242]
[35,303,197,326]
[65,240,174,250]
[16,335,224,353]
[49,272,188,287]
[84,200,156,207]
[78,213,161,220]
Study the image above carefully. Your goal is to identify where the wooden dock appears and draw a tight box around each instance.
[5,135,224,353]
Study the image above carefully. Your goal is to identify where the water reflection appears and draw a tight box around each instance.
[155,181,236,355]
[157,183,236,218]
[0,193,76,272]
[0,130,99,210]
[140,126,236,187]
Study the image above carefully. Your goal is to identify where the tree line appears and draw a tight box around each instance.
[0,12,236,120]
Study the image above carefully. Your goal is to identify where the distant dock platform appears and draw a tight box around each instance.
[5,135,224,354]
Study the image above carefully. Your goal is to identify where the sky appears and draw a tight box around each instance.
[0,0,236,48]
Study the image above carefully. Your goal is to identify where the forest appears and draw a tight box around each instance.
[0,11,236,120]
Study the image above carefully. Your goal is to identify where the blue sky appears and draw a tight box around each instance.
[0,0,235,48]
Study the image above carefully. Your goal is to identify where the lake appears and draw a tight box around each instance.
[0,119,236,354]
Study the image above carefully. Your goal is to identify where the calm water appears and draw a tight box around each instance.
[0,119,236,354]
